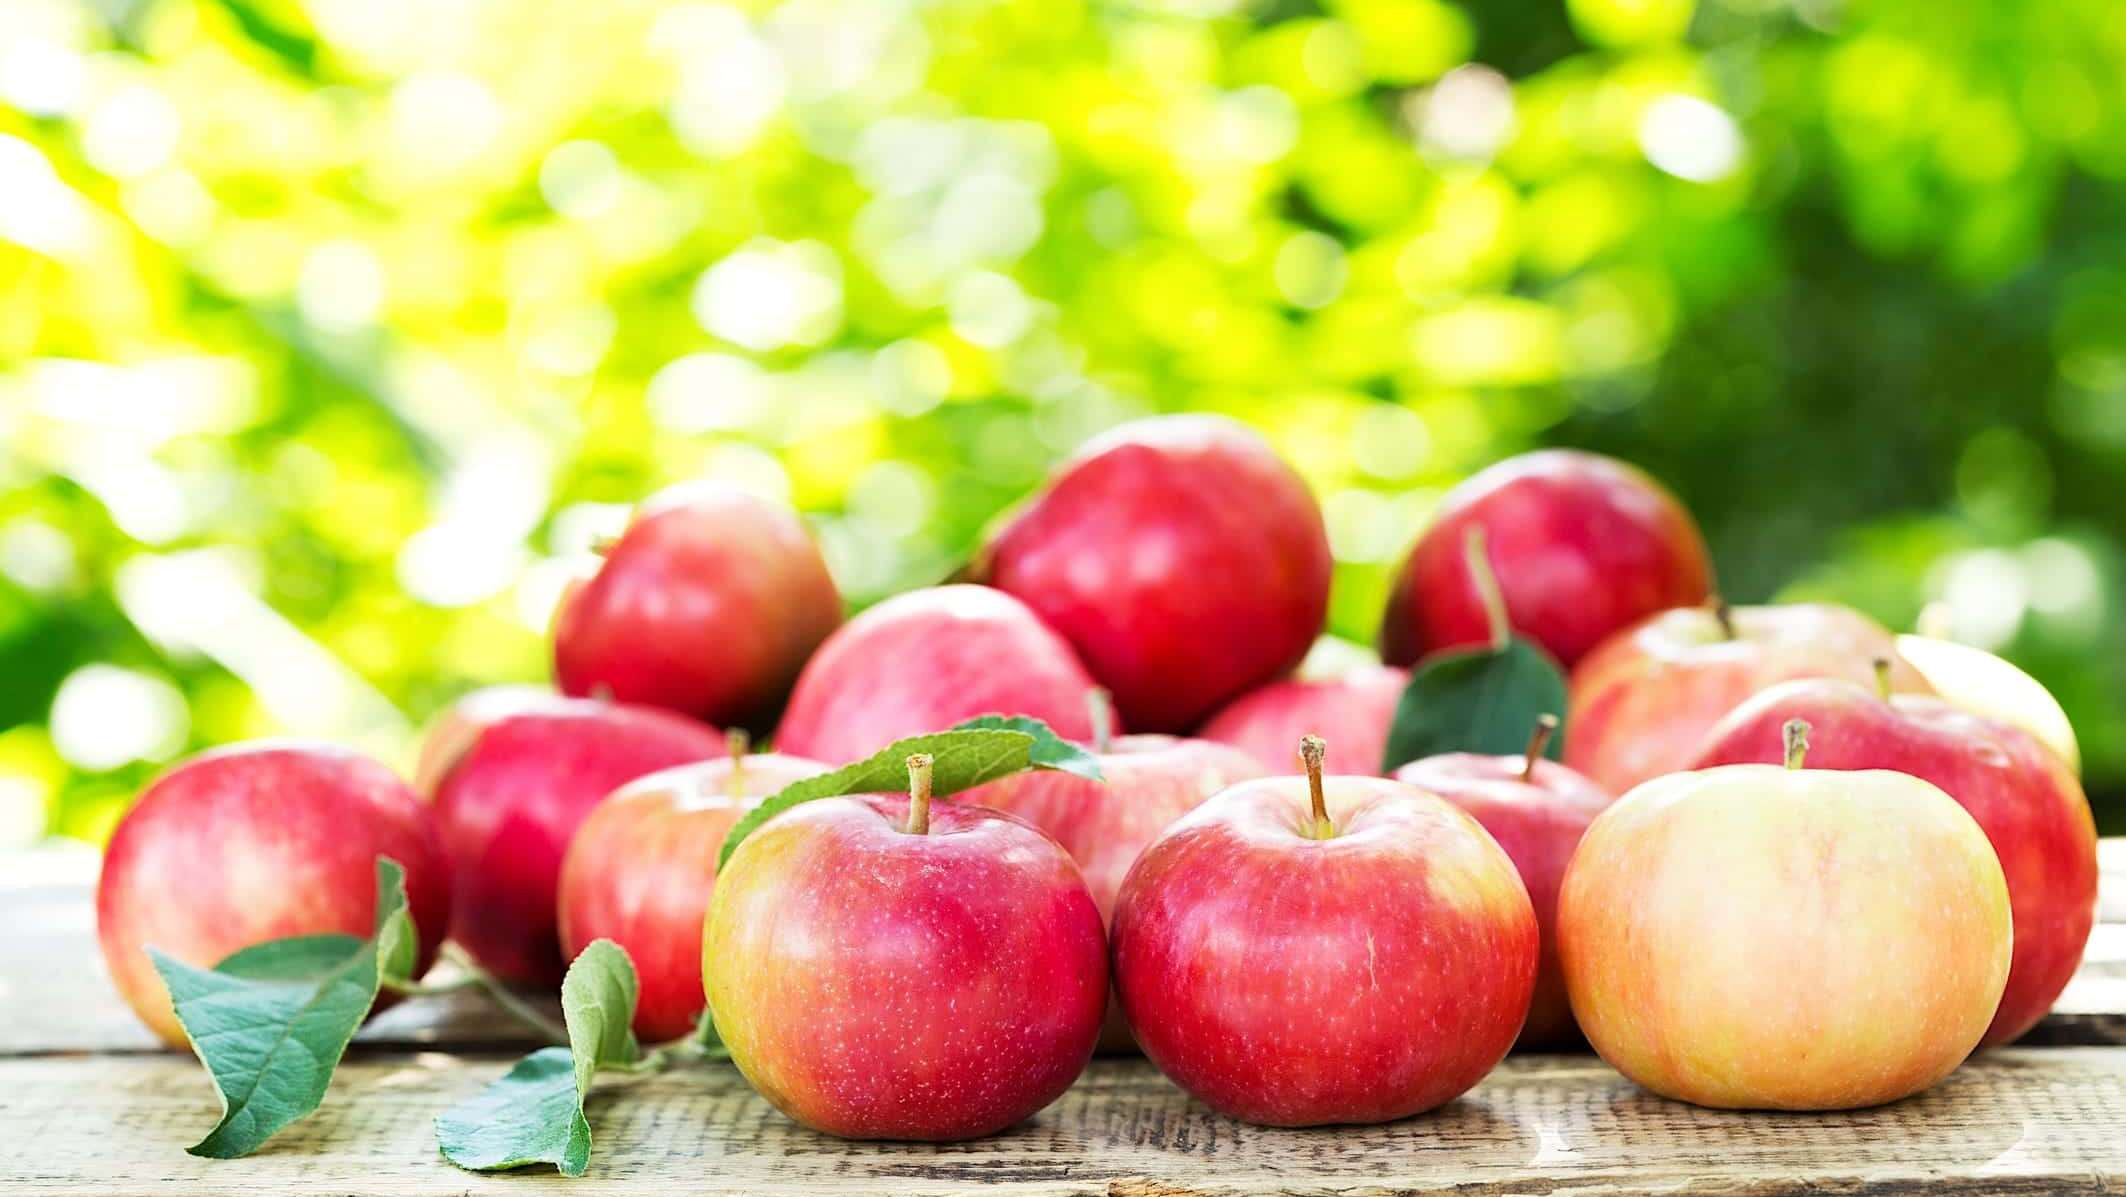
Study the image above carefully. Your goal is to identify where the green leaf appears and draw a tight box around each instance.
[152,857,409,1159]
[690,1008,730,1060]
[436,939,643,1177]
[717,716,1102,868]
[1379,637,1569,773]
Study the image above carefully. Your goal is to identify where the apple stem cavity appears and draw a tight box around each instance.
[1298,734,1332,839]
[1521,714,1559,784]
[1087,687,1114,754]
[1462,528,1512,651]
[904,752,935,836]
[1783,719,1810,770]
[1712,596,1737,641]
[1871,656,1894,701]
[726,728,750,796]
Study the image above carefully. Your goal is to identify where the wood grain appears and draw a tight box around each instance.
[3,1051,2123,1196]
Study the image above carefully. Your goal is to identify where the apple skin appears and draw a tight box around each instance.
[431,697,728,986]
[1564,602,1930,794]
[775,585,1098,764]
[1110,775,1537,1126]
[1896,634,2080,773]
[1198,664,1408,777]
[557,752,829,1044]
[704,795,1107,1140]
[97,742,452,1046]
[1688,680,2099,1045]
[1393,752,1611,1048]
[411,684,558,799]
[553,483,842,732]
[975,415,1331,733]
[1379,450,1711,672]
[1558,761,2011,1109]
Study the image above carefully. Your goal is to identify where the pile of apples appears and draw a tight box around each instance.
[96,415,2098,1138]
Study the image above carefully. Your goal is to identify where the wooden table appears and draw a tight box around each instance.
[5,840,2124,1195]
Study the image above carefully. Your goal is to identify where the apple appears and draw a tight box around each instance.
[557,743,829,1044]
[1110,736,1537,1126]
[1198,661,1408,778]
[1561,719,2012,1109]
[98,742,452,1046]
[410,684,557,798]
[975,414,1331,732]
[1896,633,2079,773]
[704,754,1108,1140]
[1393,716,1611,1048]
[430,696,727,986]
[1379,450,1712,672]
[1688,675,2099,1045]
[1564,601,1929,794]
[553,482,842,732]
[775,584,1098,764]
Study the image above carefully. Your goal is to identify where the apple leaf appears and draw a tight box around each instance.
[151,857,410,1159]
[436,939,643,1177]
[1380,637,1569,773]
[718,715,1101,867]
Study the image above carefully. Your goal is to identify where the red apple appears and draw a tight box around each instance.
[1561,720,2011,1109]
[1393,717,1611,1048]
[1380,450,1712,671]
[704,756,1107,1140]
[553,483,842,732]
[1565,602,1930,794]
[1198,662,1407,777]
[975,414,1331,732]
[1110,737,1536,1126]
[775,584,1098,764]
[410,684,558,799]
[430,697,727,986]
[97,742,452,1046]
[1688,678,2099,1045]
[557,747,829,1044]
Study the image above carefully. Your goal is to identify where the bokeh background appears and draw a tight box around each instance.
[3,0,2123,846]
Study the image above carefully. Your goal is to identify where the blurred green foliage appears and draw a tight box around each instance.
[3,0,2124,842]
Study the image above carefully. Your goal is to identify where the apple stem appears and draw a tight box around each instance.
[590,533,619,556]
[726,728,750,796]
[1712,597,1737,641]
[589,683,615,703]
[1521,714,1558,784]
[1783,719,1810,770]
[1299,735,1332,839]
[1087,687,1114,754]
[1871,656,1893,702]
[1463,528,1511,651]
[904,753,935,836]
[436,944,572,1046]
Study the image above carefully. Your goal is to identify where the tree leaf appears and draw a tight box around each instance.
[717,716,1102,868]
[152,857,409,1159]
[1379,637,1569,773]
[436,939,643,1177]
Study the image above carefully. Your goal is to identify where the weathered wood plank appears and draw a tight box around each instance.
[3,1051,2123,1195]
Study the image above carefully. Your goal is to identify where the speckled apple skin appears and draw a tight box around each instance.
[97,742,452,1046]
[554,483,842,732]
[1379,450,1711,671]
[431,698,727,986]
[774,585,1098,766]
[1395,753,1611,1047]
[1110,776,1537,1127]
[1559,764,2012,1109]
[558,753,829,1044]
[978,415,1332,733]
[705,796,1107,1141]
[1691,680,2098,1046]
[1565,602,1930,794]
[1198,665,1407,777]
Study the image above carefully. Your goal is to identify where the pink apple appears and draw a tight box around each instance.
[1380,450,1712,671]
[98,742,452,1045]
[775,585,1098,764]
[1198,661,1407,777]
[976,415,1331,732]
[1689,678,2099,1045]
[557,748,828,1044]
[553,482,842,731]
[430,696,727,986]
[1565,601,1930,794]
[1111,737,1536,1126]
[1561,720,2011,1108]
[705,757,1107,1140]
[410,684,556,799]
[1393,718,1611,1047]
